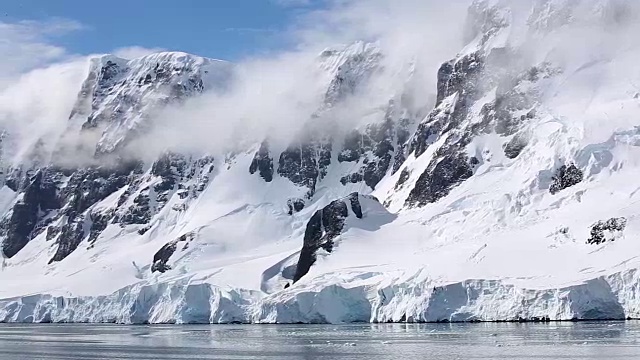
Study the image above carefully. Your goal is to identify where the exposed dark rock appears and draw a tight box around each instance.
[549,164,583,195]
[407,48,555,210]
[87,211,112,244]
[249,141,274,182]
[117,193,151,225]
[49,220,85,264]
[44,162,137,263]
[338,131,362,163]
[405,44,540,208]
[317,140,332,181]
[481,63,558,137]
[293,192,363,283]
[46,226,60,241]
[482,85,534,137]
[100,61,121,84]
[405,148,474,207]
[151,232,195,273]
[287,198,305,215]
[395,168,411,190]
[78,55,216,155]
[1,170,59,258]
[151,241,177,273]
[0,55,231,263]
[340,173,363,186]
[348,195,363,219]
[336,117,395,190]
[391,117,413,174]
[138,225,151,236]
[362,120,394,189]
[587,217,627,245]
[59,163,138,221]
[436,52,484,108]
[277,142,320,197]
[151,152,187,192]
[410,52,485,159]
[503,133,528,159]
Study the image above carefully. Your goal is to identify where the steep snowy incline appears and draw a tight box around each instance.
[3,0,640,324]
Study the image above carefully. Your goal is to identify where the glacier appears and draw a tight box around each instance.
[3,0,640,324]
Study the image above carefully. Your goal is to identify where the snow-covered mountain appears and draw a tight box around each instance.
[2,0,640,323]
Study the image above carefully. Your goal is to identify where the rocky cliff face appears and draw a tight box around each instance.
[293,192,364,283]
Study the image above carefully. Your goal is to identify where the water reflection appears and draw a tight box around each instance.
[0,322,638,359]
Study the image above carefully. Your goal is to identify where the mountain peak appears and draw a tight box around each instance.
[64,51,234,156]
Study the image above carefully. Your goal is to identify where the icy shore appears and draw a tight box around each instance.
[3,267,640,324]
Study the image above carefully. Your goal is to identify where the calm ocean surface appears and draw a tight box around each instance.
[1,322,640,359]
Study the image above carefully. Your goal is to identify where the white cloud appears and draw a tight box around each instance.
[224,27,276,34]
[5,0,640,168]
[0,18,84,86]
[0,1,472,164]
[272,0,312,8]
[112,46,168,60]
[120,0,471,159]
[0,58,89,165]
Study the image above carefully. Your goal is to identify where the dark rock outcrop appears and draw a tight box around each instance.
[0,53,229,263]
[117,193,152,225]
[405,52,486,207]
[503,133,528,159]
[151,152,187,192]
[337,131,362,163]
[337,110,399,190]
[293,192,364,283]
[405,148,475,207]
[87,211,111,244]
[549,164,583,195]
[151,233,195,273]
[49,220,85,263]
[404,52,487,207]
[151,241,178,273]
[391,117,413,174]
[1,170,59,258]
[278,143,319,197]
[287,198,305,215]
[340,172,364,186]
[587,217,627,245]
[405,47,558,208]
[394,168,411,190]
[277,139,331,197]
[249,141,274,182]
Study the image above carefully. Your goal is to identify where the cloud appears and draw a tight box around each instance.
[125,49,325,160]
[272,0,312,8]
[0,58,89,166]
[4,0,640,168]
[224,27,277,34]
[118,0,471,159]
[112,46,168,60]
[0,18,89,165]
[0,18,84,86]
[0,1,472,165]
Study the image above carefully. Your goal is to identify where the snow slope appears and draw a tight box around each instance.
[3,0,640,323]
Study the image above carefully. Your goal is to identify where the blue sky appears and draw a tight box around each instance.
[2,0,327,61]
